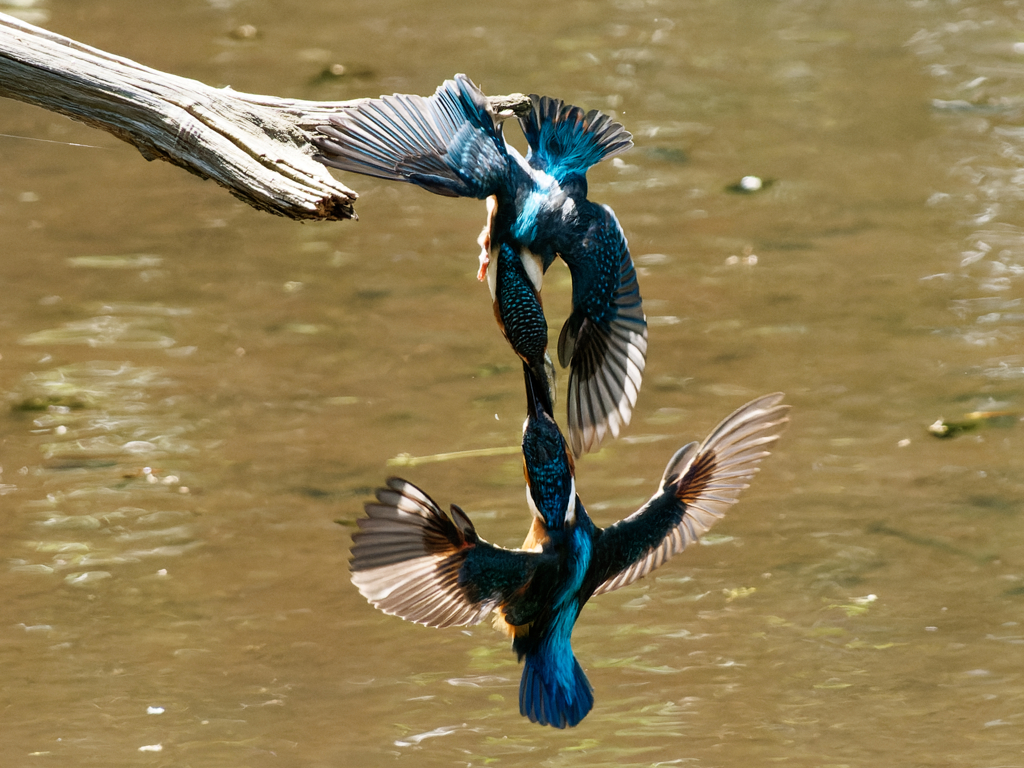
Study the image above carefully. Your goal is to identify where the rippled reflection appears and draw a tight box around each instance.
[1,0,1024,765]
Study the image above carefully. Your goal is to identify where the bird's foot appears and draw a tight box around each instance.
[476,195,498,282]
[477,248,490,281]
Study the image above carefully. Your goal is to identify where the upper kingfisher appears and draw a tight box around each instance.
[349,390,789,727]
[314,74,648,456]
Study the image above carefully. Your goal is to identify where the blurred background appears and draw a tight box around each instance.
[1,0,1023,765]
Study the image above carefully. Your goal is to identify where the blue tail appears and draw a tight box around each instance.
[519,95,633,182]
[519,649,594,728]
[314,74,509,199]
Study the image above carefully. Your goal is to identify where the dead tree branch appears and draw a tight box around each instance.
[0,12,530,222]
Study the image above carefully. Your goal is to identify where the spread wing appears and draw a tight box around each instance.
[350,478,539,627]
[589,393,789,596]
[314,74,511,198]
[559,203,648,456]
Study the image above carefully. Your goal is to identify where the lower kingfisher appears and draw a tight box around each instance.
[349,391,789,727]
[314,74,648,456]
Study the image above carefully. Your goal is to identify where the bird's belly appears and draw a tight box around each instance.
[520,516,548,552]
[492,608,531,639]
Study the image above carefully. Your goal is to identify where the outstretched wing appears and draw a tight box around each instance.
[351,478,539,627]
[589,393,789,596]
[559,204,648,457]
[519,95,633,182]
[314,74,510,198]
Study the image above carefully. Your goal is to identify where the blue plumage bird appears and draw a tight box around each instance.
[349,392,789,727]
[314,74,647,455]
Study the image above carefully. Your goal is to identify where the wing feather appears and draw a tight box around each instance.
[314,74,510,199]
[560,206,648,456]
[590,394,789,595]
[350,478,538,627]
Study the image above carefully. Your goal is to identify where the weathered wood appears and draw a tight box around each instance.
[0,12,531,222]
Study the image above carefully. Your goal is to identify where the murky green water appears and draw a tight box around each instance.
[2,0,1024,765]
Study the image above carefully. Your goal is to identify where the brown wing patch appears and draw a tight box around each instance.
[591,393,789,597]
[676,449,718,505]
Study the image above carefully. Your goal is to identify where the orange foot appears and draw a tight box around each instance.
[476,195,498,281]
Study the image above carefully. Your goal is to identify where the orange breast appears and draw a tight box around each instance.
[521,516,548,552]
[492,608,531,639]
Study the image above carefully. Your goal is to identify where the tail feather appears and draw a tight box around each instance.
[519,651,594,728]
[520,95,633,181]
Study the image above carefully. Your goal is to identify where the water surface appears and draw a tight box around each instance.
[1,0,1023,765]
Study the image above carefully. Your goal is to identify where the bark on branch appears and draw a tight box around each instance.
[0,12,530,222]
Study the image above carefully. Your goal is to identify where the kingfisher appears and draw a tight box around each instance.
[314,74,648,455]
[349,391,789,727]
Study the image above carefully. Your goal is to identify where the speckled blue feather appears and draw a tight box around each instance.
[522,369,574,531]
